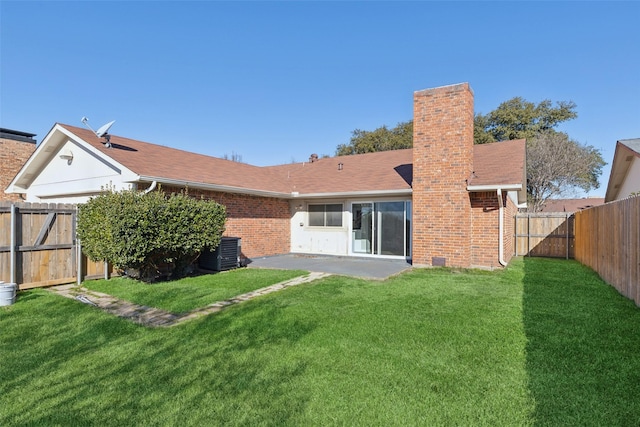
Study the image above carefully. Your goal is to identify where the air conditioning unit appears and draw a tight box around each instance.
[199,237,241,271]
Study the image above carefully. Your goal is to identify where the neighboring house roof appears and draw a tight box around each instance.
[7,123,526,199]
[605,138,640,202]
[539,198,605,213]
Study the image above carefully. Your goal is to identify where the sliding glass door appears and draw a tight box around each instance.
[352,201,411,257]
[378,201,405,256]
[352,203,373,254]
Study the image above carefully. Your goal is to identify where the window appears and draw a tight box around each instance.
[308,204,343,227]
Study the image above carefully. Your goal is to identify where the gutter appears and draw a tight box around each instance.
[134,176,413,200]
[132,176,292,199]
[291,188,413,199]
[466,183,522,192]
[497,189,507,267]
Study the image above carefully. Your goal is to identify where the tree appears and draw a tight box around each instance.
[336,120,413,156]
[474,96,605,211]
[527,131,606,212]
[222,151,243,162]
[474,97,577,143]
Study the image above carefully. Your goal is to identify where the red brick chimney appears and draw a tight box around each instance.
[412,83,474,267]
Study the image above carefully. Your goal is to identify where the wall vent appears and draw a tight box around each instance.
[432,257,446,267]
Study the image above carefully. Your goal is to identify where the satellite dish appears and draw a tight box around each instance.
[96,120,116,137]
[80,117,116,147]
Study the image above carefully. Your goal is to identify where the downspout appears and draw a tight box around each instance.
[497,189,507,267]
[143,181,158,194]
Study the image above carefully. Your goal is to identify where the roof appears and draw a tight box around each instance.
[605,138,640,202]
[467,139,526,187]
[265,149,413,196]
[57,124,290,196]
[8,123,526,199]
[466,139,527,204]
[539,198,605,213]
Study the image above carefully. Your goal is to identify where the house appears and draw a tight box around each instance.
[604,138,640,202]
[0,128,37,202]
[6,83,527,269]
[539,197,605,213]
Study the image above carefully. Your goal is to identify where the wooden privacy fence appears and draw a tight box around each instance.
[575,196,640,306]
[0,201,112,289]
[515,213,575,259]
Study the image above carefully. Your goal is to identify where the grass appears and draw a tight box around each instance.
[522,258,640,425]
[82,268,308,313]
[2,258,640,425]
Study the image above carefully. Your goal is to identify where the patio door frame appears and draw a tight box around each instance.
[350,200,411,259]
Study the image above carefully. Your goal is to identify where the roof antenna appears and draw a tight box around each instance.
[81,117,115,148]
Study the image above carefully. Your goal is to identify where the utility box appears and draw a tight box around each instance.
[199,237,241,271]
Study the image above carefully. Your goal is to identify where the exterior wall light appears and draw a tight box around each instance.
[59,149,73,164]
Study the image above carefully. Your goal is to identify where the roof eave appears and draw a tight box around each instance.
[467,183,527,205]
[34,188,112,200]
[133,176,293,199]
[7,123,137,192]
[466,183,523,192]
[291,188,413,199]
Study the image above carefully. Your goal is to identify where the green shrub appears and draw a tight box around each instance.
[77,188,226,281]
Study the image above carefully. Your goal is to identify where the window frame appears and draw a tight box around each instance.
[307,203,343,227]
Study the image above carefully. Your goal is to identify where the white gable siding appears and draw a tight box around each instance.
[25,139,136,203]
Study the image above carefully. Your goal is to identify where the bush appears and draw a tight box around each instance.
[77,188,226,281]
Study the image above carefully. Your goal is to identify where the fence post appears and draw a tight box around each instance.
[76,239,82,286]
[527,213,530,256]
[514,215,517,256]
[10,203,16,284]
[566,212,569,260]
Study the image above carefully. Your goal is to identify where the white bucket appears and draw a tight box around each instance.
[0,282,17,306]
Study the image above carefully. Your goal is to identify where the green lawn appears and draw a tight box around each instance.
[2,258,640,426]
[82,268,309,313]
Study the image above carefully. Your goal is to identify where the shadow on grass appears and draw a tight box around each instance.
[522,257,640,426]
[0,290,315,426]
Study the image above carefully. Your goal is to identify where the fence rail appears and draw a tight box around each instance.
[575,196,640,306]
[515,213,575,259]
[0,201,112,289]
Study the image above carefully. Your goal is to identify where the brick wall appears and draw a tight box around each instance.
[412,83,474,267]
[503,193,517,264]
[470,191,500,268]
[0,137,36,202]
[160,186,291,260]
[470,191,518,269]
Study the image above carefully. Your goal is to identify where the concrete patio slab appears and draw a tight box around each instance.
[247,254,411,280]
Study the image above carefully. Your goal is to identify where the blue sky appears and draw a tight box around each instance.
[1,1,639,197]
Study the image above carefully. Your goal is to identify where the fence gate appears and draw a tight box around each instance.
[515,213,575,259]
[0,201,113,289]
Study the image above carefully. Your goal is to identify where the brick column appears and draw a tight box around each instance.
[412,83,474,267]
